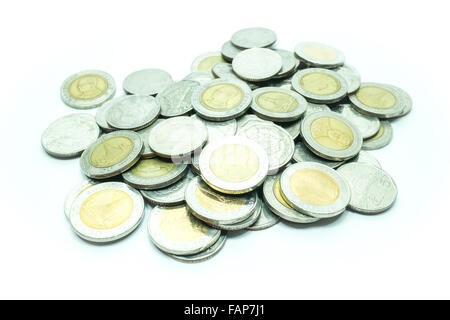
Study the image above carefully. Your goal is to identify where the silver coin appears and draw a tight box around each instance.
[236,114,271,132]
[262,174,320,224]
[166,233,227,263]
[190,114,237,142]
[333,103,380,139]
[148,204,221,255]
[183,71,215,85]
[349,150,381,168]
[294,42,345,68]
[362,121,393,150]
[211,63,259,90]
[185,176,257,225]
[61,70,116,109]
[280,120,301,140]
[387,85,412,118]
[251,87,307,122]
[304,102,331,117]
[349,82,405,119]
[231,27,277,49]
[221,41,243,61]
[237,122,294,175]
[64,179,98,219]
[280,162,350,218]
[191,78,252,121]
[199,136,269,194]
[106,95,160,130]
[293,142,344,168]
[122,157,188,190]
[337,162,397,214]
[191,52,225,72]
[148,116,208,158]
[232,48,282,82]
[246,201,280,230]
[42,113,100,158]
[191,149,201,174]
[291,68,348,103]
[95,99,117,133]
[333,64,361,94]
[258,77,293,90]
[80,130,143,179]
[156,80,199,117]
[136,119,164,158]
[123,68,173,96]
[301,111,362,161]
[69,182,145,242]
[140,169,196,206]
[272,49,298,79]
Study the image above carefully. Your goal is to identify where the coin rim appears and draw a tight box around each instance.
[294,42,345,68]
[231,27,277,49]
[123,68,173,96]
[362,120,393,150]
[232,48,283,82]
[246,201,280,230]
[292,142,345,168]
[333,103,381,139]
[156,80,200,117]
[166,233,227,262]
[190,52,224,72]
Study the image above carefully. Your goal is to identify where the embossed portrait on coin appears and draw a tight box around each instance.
[201,83,244,111]
[159,206,209,242]
[89,136,134,168]
[310,117,354,150]
[69,74,107,100]
[257,91,298,113]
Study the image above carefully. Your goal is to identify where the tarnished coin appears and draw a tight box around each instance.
[191,52,225,72]
[95,99,117,133]
[191,79,252,121]
[301,111,362,161]
[167,233,227,263]
[42,113,100,158]
[280,162,350,218]
[221,41,243,62]
[231,27,277,49]
[190,114,237,142]
[251,87,307,122]
[349,150,381,168]
[148,116,208,158]
[362,121,393,150]
[80,130,143,179]
[123,69,173,96]
[262,174,320,224]
[156,80,199,117]
[183,71,215,85]
[387,85,412,118]
[246,201,280,231]
[333,103,380,139]
[272,49,298,79]
[293,142,344,168]
[185,177,257,225]
[122,157,188,190]
[199,136,269,194]
[148,205,221,255]
[333,64,361,94]
[337,162,397,214]
[106,95,160,130]
[232,48,282,82]
[211,63,258,90]
[61,70,116,109]
[64,179,98,219]
[69,182,145,242]
[294,42,345,68]
[291,68,348,103]
[136,119,164,158]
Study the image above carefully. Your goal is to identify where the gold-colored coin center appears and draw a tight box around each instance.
[69,74,107,100]
[159,206,209,242]
[131,158,176,178]
[273,178,294,209]
[301,44,338,62]
[310,117,354,150]
[366,123,384,141]
[198,56,225,71]
[356,86,397,109]
[300,72,340,95]
[256,91,298,113]
[201,83,244,111]
[195,183,245,212]
[90,136,134,168]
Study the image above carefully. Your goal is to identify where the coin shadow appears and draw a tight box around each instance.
[279,212,345,229]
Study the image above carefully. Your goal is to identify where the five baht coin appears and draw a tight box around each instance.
[191,52,226,72]
[42,113,100,158]
[272,49,298,79]
[293,142,344,168]
[156,80,200,117]
[232,48,282,82]
[294,42,345,68]
[64,179,98,219]
[231,27,277,49]
[148,204,221,255]
[301,111,362,161]
[80,130,143,179]
[337,162,397,214]
[61,70,116,109]
[69,182,145,242]
[280,162,350,218]
[246,201,280,231]
[291,68,348,103]
[333,103,380,139]
[349,150,381,168]
[136,119,164,158]
[123,68,173,96]
[333,64,361,94]
[191,78,252,121]
[190,114,237,142]
[221,41,243,62]
[199,136,269,194]
[362,120,393,150]
[183,71,215,85]
[166,233,227,263]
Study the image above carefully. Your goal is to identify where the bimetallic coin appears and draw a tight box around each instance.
[148,205,221,255]
[167,233,227,263]
[156,80,199,117]
[293,142,344,168]
[291,68,348,104]
[42,113,100,158]
[362,121,393,150]
[232,48,282,82]
[212,63,258,90]
[262,174,320,224]
[183,71,215,85]
[333,103,380,139]
[61,70,116,109]
[123,69,173,96]
[221,41,243,62]
[190,114,237,142]
[191,79,252,121]
[199,136,269,194]
[69,182,145,242]
[246,201,280,231]
[95,99,117,133]
[337,162,397,214]
[333,64,361,94]
[231,27,277,49]
[272,49,298,79]
[191,52,225,72]
[294,42,345,68]
[105,95,160,130]
[387,85,412,118]
[64,179,98,219]
[280,162,350,218]
[80,130,143,179]
[136,119,164,158]
[122,157,188,190]
[301,111,362,161]
[349,150,381,168]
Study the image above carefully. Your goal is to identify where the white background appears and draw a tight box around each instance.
[1,0,450,299]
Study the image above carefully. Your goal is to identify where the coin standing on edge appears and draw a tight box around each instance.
[246,201,280,231]
[166,233,227,263]
[64,179,98,219]
[362,120,393,150]
[232,48,282,82]
[191,52,226,72]
[231,27,277,49]
[123,68,173,96]
[294,42,345,68]
[156,80,200,117]
[333,103,380,139]
[293,142,344,168]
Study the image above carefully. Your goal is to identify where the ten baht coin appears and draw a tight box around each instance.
[246,201,280,231]
[333,103,380,139]
[294,42,345,68]
[136,119,164,158]
[166,233,227,263]
[232,48,282,82]
[123,68,173,96]
[231,27,277,49]
[386,84,412,118]
[293,142,344,169]
[64,179,98,219]
[156,80,200,117]
[191,52,226,72]
[362,120,393,150]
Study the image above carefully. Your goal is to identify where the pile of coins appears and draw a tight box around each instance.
[42,27,410,262]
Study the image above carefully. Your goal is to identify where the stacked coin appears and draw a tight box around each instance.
[43,27,410,262]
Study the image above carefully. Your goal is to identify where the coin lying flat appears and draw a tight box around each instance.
[136,119,164,158]
[69,182,145,242]
[148,116,208,158]
[148,204,221,255]
[199,136,269,194]
[272,49,298,79]
[80,130,143,179]
[333,64,361,94]
[42,113,100,158]
[183,71,215,85]
[293,142,344,168]
[246,201,280,231]
[362,120,393,150]
[301,111,362,161]
[280,162,350,218]
[64,179,98,219]
[95,99,117,133]
[231,27,277,49]
[191,79,252,121]
[156,80,199,117]
[294,42,345,68]
[61,70,116,109]
[221,41,243,62]
[211,63,258,90]
[349,150,381,168]
[232,48,282,82]
[105,95,160,130]
[166,233,227,263]
[387,85,412,118]
[337,162,397,213]
[191,52,226,72]
[291,68,348,103]
[190,114,237,142]
[333,103,380,139]
[123,68,173,96]
[236,114,271,132]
